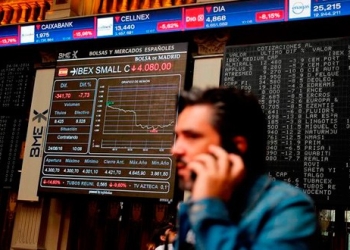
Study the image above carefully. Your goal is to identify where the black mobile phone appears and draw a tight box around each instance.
[222,137,241,155]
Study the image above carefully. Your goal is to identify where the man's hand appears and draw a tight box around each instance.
[188,145,246,202]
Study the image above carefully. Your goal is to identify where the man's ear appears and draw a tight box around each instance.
[233,136,248,154]
[160,235,166,242]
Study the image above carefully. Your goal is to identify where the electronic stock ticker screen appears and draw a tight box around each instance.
[223,37,350,205]
[38,43,188,199]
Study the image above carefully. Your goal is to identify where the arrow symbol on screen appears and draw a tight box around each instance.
[115,16,120,22]
[36,24,41,30]
[206,6,212,13]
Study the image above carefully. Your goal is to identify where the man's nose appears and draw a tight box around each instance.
[171,141,178,155]
[171,139,183,156]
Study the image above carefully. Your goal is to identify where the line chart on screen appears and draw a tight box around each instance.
[90,74,181,155]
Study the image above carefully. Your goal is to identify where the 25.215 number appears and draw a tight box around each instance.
[313,3,341,12]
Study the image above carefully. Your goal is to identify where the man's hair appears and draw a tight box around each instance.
[178,86,268,176]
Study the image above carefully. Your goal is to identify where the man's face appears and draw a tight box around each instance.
[165,228,177,243]
[171,104,221,191]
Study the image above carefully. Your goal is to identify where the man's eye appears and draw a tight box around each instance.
[186,133,200,139]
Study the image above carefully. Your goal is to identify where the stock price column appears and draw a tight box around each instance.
[45,79,96,154]
[0,62,33,188]
[223,38,350,205]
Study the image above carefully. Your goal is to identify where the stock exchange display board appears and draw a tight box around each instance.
[38,43,188,199]
[0,62,33,188]
[222,37,350,205]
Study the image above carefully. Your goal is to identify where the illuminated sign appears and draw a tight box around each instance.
[37,43,188,199]
[19,18,95,45]
[3,0,350,48]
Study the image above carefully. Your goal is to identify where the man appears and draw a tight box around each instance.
[153,224,177,250]
[171,87,318,249]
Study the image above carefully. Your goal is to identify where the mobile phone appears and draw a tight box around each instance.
[222,137,241,155]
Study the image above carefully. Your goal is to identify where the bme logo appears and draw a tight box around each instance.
[185,8,205,29]
[30,109,48,157]
[58,50,78,60]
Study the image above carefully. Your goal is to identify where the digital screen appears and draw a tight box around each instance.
[222,37,350,205]
[97,8,183,37]
[96,0,286,37]
[38,43,188,199]
[184,0,285,30]
[0,25,19,47]
[288,0,350,20]
[3,0,350,48]
[0,62,34,188]
[20,17,95,45]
